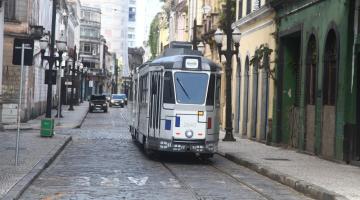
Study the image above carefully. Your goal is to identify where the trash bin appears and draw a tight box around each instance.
[40,118,54,137]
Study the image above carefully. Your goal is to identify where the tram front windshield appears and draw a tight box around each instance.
[174,72,208,104]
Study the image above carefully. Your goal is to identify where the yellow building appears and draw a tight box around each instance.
[233,1,276,141]
[158,12,170,55]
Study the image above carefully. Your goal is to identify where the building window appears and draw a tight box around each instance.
[246,0,251,15]
[129,7,136,22]
[238,0,243,19]
[323,30,338,106]
[84,43,91,53]
[253,0,260,11]
[305,35,317,105]
[4,0,16,21]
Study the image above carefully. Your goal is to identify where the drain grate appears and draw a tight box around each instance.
[263,158,290,161]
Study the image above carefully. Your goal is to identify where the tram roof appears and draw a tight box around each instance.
[139,48,221,72]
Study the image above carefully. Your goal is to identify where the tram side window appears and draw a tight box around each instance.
[163,71,175,104]
[215,76,221,107]
[206,74,215,105]
[140,75,148,103]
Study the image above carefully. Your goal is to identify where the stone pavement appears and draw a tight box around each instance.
[218,131,360,200]
[3,102,89,131]
[0,102,88,199]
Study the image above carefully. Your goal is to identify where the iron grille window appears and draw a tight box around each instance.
[4,0,16,21]
[305,36,317,105]
[294,63,301,106]
[323,31,338,106]
[238,0,243,18]
[253,0,260,11]
[246,0,251,15]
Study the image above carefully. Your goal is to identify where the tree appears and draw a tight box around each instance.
[148,15,160,59]
[218,0,236,31]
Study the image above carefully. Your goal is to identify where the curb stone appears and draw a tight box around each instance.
[75,109,89,129]
[2,136,72,200]
[217,152,349,200]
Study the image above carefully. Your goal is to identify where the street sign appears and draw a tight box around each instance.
[45,70,57,85]
[65,81,72,86]
[12,38,34,66]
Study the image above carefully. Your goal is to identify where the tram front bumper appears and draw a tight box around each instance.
[153,139,218,153]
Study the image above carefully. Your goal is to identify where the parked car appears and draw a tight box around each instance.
[109,94,126,107]
[102,93,111,102]
[89,94,108,113]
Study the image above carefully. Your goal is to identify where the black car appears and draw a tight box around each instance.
[89,95,108,113]
[109,94,126,107]
[102,93,111,102]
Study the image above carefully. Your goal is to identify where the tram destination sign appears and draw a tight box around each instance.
[183,56,201,69]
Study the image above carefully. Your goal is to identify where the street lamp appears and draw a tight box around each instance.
[214,0,241,142]
[39,0,59,119]
[40,34,67,118]
[198,41,205,55]
[54,39,67,118]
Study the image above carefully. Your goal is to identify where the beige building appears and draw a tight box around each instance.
[233,0,276,141]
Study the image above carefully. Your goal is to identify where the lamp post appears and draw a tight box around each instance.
[40,35,67,118]
[79,62,84,103]
[214,0,241,142]
[68,46,77,111]
[39,0,60,118]
[55,38,67,119]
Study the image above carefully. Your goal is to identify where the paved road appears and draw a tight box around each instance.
[20,107,312,200]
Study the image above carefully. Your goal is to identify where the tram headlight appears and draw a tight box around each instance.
[185,129,194,138]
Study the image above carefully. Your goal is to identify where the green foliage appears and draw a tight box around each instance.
[148,15,160,59]
[250,44,276,81]
[218,0,236,31]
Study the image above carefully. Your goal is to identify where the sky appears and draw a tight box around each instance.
[135,0,163,47]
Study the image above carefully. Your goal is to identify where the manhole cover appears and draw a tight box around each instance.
[263,158,290,161]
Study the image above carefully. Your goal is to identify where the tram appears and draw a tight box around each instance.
[129,44,221,158]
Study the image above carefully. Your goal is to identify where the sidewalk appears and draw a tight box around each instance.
[0,102,88,200]
[3,102,89,131]
[218,132,360,200]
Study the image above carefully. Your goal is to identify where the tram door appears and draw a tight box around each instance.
[149,71,162,138]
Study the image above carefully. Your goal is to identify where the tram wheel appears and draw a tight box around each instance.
[199,153,214,159]
[143,137,155,157]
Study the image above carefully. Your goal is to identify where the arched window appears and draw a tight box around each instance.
[245,56,250,74]
[305,34,317,105]
[323,30,338,106]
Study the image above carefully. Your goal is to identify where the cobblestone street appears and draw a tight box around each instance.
[19,107,311,200]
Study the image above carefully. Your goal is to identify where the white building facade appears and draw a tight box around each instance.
[80,0,129,77]
[128,0,136,48]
